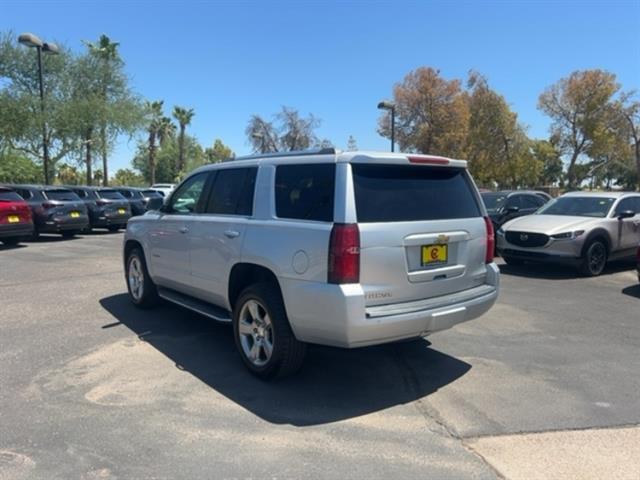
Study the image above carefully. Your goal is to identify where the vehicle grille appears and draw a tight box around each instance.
[506,231,549,248]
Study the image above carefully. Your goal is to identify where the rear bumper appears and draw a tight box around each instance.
[39,217,89,233]
[282,263,500,348]
[91,213,131,227]
[0,223,34,238]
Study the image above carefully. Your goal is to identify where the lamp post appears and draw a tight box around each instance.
[18,32,59,185]
[377,100,396,152]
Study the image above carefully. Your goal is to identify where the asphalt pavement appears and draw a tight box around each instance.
[1,233,638,479]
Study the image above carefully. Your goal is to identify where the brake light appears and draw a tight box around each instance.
[328,223,360,284]
[407,155,450,165]
[484,217,495,264]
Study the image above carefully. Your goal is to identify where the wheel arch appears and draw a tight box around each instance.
[228,262,283,311]
[580,228,612,257]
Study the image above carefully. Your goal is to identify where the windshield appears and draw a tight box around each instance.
[44,190,81,201]
[481,193,507,213]
[537,196,615,218]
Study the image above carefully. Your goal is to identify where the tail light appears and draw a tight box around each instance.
[484,217,495,264]
[328,223,360,284]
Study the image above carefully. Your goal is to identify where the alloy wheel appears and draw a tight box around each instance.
[238,299,274,367]
[128,256,145,301]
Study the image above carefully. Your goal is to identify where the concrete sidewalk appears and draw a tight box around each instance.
[467,425,640,480]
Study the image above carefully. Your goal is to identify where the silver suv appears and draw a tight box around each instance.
[123,149,499,378]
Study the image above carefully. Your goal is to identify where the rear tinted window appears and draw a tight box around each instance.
[0,190,23,201]
[98,190,125,200]
[142,190,163,197]
[205,168,257,216]
[275,164,335,222]
[352,165,481,222]
[44,190,81,201]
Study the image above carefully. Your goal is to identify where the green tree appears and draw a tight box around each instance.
[56,163,82,185]
[172,106,195,174]
[532,139,564,186]
[538,70,620,188]
[112,168,146,187]
[144,101,175,185]
[378,67,469,157]
[245,107,321,153]
[0,149,42,183]
[205,138,234,163]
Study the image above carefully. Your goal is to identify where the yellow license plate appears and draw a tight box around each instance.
[421,244,448,266]
[118,208,126,215]
[70,211,80,218]
[8,215,20,223]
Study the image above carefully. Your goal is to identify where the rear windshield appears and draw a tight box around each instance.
[44,190,81,201]
[352,164,481,222]
[537,196,615,218]
[481,193,507,213]
[142,190,163,198]
[0,190,23,201]
[98,190,126,200]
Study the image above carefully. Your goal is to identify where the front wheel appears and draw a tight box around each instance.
[108,225,120,232]
[579,240,607,277]
[126,248,159,308]
[233,283,306,380]
[1,237,20,246]
[62,230,77,238]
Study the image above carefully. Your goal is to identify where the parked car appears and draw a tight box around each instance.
[115,187,147,216]
[68,186,132,232]
[636,245,640,283]
[482,190,551,231]
[150,183,175,197]
[10,185,89,238]
[0,186,33,245]
[123,149,499,379]
[140,189,165,211]
[497,191,640,276]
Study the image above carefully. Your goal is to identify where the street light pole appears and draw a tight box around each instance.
[377,101,396,152]
[18,33,58,185]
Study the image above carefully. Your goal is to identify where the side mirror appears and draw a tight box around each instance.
[617,210,635,219]
[505,206,520,214]
[158,203,172,214]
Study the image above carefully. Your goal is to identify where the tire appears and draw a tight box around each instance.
[125,247,160,308]
[62,230,77,238]
[108,225,120,232]
[233,283,306,380]
[502,256,524,266]
[1,237,20,246]
[579,239,608,277]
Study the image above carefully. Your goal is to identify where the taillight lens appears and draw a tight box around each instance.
[484,217,495,263]
[328,223,360,284]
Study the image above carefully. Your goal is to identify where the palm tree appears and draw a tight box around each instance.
[146,101,164,185]
[84,35,120,186]
[172,106,195,174]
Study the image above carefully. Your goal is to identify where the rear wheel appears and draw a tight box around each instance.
[62,230,77,238]
[126,248,159,308]
[1,237,20,246]
[233,283,306,380]
[579,240,607,277]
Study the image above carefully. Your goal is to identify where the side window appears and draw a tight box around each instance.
[76,190,87,199]
[17,189,32,200]
[505,195,521,209]
[169,173,208,214]
[614,198,637,216]
[521,195,543,209]
[205,168,257,216]
[275,164,335,222]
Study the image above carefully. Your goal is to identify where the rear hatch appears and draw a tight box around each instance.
[351,161,489,307]
[97,190,131,217]
[42,190,87,219]
[0,190,32,224]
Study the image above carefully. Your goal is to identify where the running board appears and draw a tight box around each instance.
[158,287,232,323]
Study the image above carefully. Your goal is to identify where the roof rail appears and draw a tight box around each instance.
[235,147,337,161]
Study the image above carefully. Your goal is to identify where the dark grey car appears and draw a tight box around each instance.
[68,186,132,232]
[482,190,552,231]
[140,189,164,211]
[115,187,147,216]
[10,185,89,238]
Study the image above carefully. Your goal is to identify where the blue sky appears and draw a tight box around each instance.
[3,0,640,174]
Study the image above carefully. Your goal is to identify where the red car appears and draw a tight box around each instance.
[0,187,34,245]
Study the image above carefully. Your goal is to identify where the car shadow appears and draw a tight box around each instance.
[622,284,640,299]
[0,243,27,251]
[99,293,471,426]
[27,234,79,243]
[497,259,635,280]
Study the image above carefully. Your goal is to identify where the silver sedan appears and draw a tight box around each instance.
[497,191,640,276]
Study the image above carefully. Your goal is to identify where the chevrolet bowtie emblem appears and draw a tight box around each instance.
[437,234,450,244]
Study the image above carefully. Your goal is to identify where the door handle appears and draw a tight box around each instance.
[224,230,240,239]
[179,226,189,234]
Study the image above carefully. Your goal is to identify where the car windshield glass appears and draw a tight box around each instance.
[98,190,126,200]
[142,190,162,197]
[45,190,80,201]
[537,196,615,218]
[481,193,507,213]
[352,164,481,222]
[0,190,23,201]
